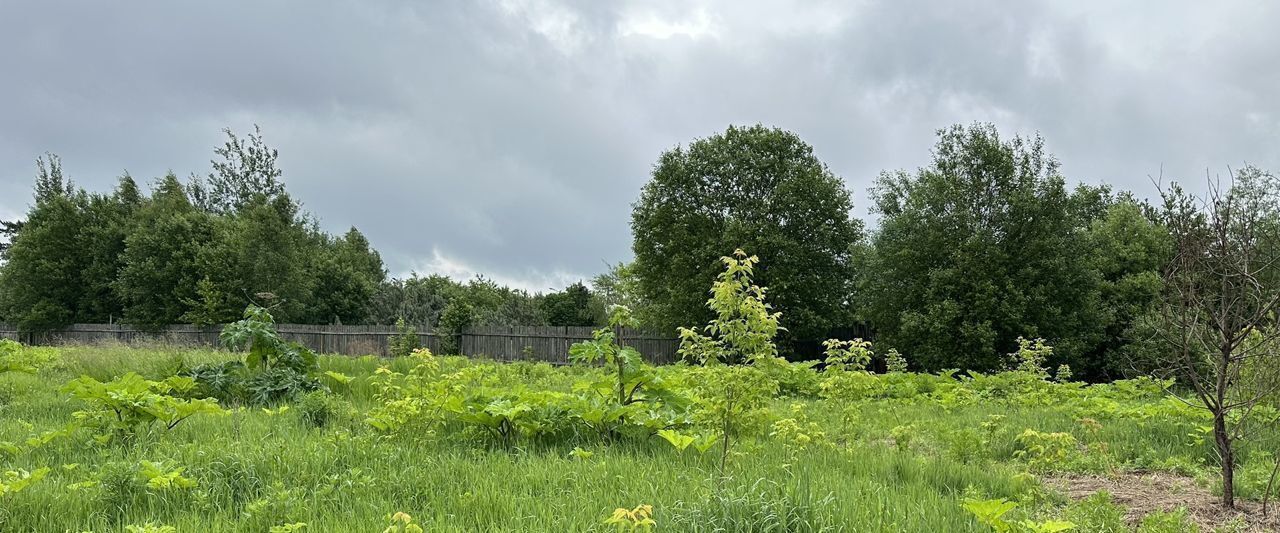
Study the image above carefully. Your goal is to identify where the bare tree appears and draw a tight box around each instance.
[1146,166,1280,508]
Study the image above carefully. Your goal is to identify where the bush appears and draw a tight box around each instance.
[297,390,341,429]
[389,317,419,358]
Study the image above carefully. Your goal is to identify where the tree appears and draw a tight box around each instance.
[0,219,23,259]
[306,228,386,325]
[542,282,597,327]
[590,261,646,326]
[631,125,863,340]
[1141,166,1280,509]
[196,194,313,322]
[1083,198,1172,379]
[190,125,287,214]
[117,174,215,328]
[0,155,90,331]
[677,250,782,365]
[862,123,1103,372]
[75,176,143,323]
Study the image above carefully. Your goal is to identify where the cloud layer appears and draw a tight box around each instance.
[2,1,1277,289]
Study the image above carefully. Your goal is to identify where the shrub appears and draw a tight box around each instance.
[389,317,419,358]
[298,390,341,429]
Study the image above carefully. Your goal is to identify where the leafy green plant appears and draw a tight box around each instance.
[61,373,225,442]
[388,317,420,358]
[0,467,49,497]
[605,504,655,532]
[569,305,649,406]
[1010,337,1053,377]
[383,512,424,533]
[693,365,777,474]
[1013,429,1078,472]
[0,339,58,374]
[885,348,909,373]
[139,460,197,490]
[194,304,325,405]
[124,523,177,533]
[297,390,342,429]
[823,338,873,372]
[656,429,718,455]
[889,424,917,452]
[962,498,1075,532]
[677,250,782,365]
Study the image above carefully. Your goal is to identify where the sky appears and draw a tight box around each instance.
[1,1,1277,292]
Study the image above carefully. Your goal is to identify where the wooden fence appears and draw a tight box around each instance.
[0,322,680,365]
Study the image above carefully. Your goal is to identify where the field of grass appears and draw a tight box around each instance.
[0,342,1275,532]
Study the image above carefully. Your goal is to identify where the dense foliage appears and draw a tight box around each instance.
[0,131,387,331]
[861,124,1168,378]
[0,338,1260,531]
[631,124,864,340]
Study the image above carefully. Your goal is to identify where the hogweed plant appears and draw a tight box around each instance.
[61,373,225,443]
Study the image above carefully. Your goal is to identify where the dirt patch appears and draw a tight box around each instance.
[1047,471,1280,532]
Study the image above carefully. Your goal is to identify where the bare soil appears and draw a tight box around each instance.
[1048,471,1280,532]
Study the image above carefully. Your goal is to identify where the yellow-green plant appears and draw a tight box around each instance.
[569,305,653,406]
[1013,429,1077,471]
[124,524,177,533]
[139,460,197,491]
[962,498,1075,532]
[677,250,782,365]
[1010,337,1053,377]
[0,339,59,374]
[605,504,655,532]
[890,424,917,451]
[383,511,424,533]
[694,365,777,474]
[656,429,718,455]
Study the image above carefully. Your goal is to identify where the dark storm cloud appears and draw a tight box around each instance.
[2,1,1277,290]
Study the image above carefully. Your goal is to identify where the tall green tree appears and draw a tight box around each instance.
[75,176,142,323]
[542,282,598,327]
[117,174,215,328]
[631,125,863,339]
[862,123,1104,372]
[0,156,88,331]
[1083,198,1172,379]
[189,125,288,214]
[307,228,387,324]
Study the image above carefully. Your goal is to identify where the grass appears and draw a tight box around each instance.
[0,344,1256,532]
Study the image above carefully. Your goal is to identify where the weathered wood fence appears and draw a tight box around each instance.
[0,323,680,365]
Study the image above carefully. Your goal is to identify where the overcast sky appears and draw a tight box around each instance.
[2,1,1277,291]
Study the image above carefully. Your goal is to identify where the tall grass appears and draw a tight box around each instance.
[0,346,1252,532]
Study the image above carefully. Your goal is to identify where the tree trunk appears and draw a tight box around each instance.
[1215,411,1235,508]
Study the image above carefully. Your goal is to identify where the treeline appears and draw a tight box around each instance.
[0,127,600,333]
[623,123,1276,381]
[3,122,1275,381]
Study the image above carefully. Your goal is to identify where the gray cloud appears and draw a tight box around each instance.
[2,0,1277,290]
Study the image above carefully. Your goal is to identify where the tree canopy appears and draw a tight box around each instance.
[631,124,863,340]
